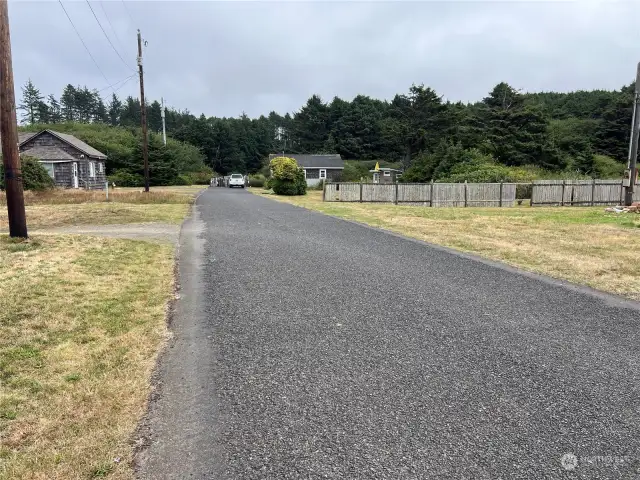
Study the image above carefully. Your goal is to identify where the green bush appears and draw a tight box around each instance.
[593,155,624,179]
[0,155,54,191]
[107,169,144,187]
[269,156,306,195]
[248,173,266,187]
[313,179,325,191]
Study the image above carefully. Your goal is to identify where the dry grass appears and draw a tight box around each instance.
[0,186,205,231]
[0,235,173,479]
[255,189,640,300]
[0,185,205,206]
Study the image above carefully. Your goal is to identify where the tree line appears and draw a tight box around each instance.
[19,78,635,181]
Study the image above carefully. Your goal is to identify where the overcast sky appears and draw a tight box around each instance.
[8,0,640,118]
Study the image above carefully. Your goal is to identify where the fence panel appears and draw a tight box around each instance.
[397,183,431,203]
[432,183,466,207]
[531,180,626,206]
[339,183,360,202]
[324,183,339,201]
[362,183,395,202]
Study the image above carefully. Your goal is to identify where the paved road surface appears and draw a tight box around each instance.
[136,188,640,479]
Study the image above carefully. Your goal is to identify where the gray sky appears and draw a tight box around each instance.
[9,0,640,118]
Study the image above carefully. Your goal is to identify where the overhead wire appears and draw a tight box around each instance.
[58,0,115,92]
[121,0,135,25]
[98,1,129,58]
[98,73,136,94]
[85,0,136,72]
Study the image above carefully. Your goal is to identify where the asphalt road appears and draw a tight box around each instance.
[136,187,640,479]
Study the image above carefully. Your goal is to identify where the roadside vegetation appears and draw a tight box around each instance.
[0,186,203,231]
[0,235,173,479]
[255,190,640,300]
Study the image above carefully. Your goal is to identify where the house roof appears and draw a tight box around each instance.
[18,129,107,159]
[22,146,77,162]
[269,154,344,169]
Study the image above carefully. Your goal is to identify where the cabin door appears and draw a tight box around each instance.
[72,162,79,188]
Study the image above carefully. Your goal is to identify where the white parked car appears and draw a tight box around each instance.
[228,173,245,188]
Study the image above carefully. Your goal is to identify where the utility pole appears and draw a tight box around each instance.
[161,96,166,146]
[624,61,640,206]
[137,29,149,192]
[0,1,27,238]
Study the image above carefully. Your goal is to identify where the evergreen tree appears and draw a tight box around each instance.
[47,94,62,123]
[60,84,77,121]
[19,79,44,124]
[293,94,329,153]
[108,94,123,126]
[148,100,163,132]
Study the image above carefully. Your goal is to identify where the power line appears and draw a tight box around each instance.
[58,0,114,91]
[98,1,128,57]
[121,0,135,24]
[85,0,135,72]
[98,73,136,94]
[100,74,136,103]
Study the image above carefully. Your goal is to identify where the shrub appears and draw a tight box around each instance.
[248,173,266,187]
[107,169,144,187]
[269,156,306,195]
[593,155,624,179]
[313,179,325,191]
[0,155,54,191]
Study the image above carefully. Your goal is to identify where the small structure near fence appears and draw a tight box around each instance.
[530,180,640,206]
[323,182,517,207]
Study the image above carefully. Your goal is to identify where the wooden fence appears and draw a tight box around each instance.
[323,182,517,207]
[530,180,640,206]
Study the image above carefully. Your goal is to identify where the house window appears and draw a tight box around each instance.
[89,161,96,178]
[303,169,307,179]
[98,162,103,174]
[383,170,391,177]
[319,169,327,179]
[42,163,55,179]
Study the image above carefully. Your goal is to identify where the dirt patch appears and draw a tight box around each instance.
[34,223,180,244]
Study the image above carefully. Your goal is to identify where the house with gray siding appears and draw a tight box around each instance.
[17,130,107,190]
[268,154,344,186]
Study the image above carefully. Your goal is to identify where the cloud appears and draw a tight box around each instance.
[7,0,640,118]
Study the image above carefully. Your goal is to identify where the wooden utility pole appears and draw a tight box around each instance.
[137,29,149,192]
[0,1,27,238]
[624,62,640,206]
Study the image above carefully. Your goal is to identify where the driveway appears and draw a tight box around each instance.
[136,187,640,479]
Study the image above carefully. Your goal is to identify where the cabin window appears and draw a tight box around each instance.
[42,163,54,179]
[98,162,103,174]
[383,170,391,177]
[319,169,327,179]
[89,161,96,178]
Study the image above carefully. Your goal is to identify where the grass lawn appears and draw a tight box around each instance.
[252,189,640,300]
[0,235,173,479]
[0,186,205,231]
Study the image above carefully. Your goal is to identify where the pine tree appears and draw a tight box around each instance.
[60,84,77,121]
[92,94,109,123]
[19,79,44,124]
[108,94,123,126]
[48,94,62,123]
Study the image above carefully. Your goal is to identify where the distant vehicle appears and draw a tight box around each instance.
[229,173,245,188]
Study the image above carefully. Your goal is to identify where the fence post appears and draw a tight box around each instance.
[499,182,503,207]
[105,181,109,201]
[464,180,468,207]
[322,180,326,202]
[359,181,363,203]
[394,182,398,205]
[561,180,566,206]
[430,180,434,207]
[591,178,596,207]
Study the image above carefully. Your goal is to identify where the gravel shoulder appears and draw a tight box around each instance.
[136,187,640,479]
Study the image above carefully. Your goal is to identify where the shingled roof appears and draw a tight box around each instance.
[268,154,344,169]
[22,146,77,162]
[17,129,107,160]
